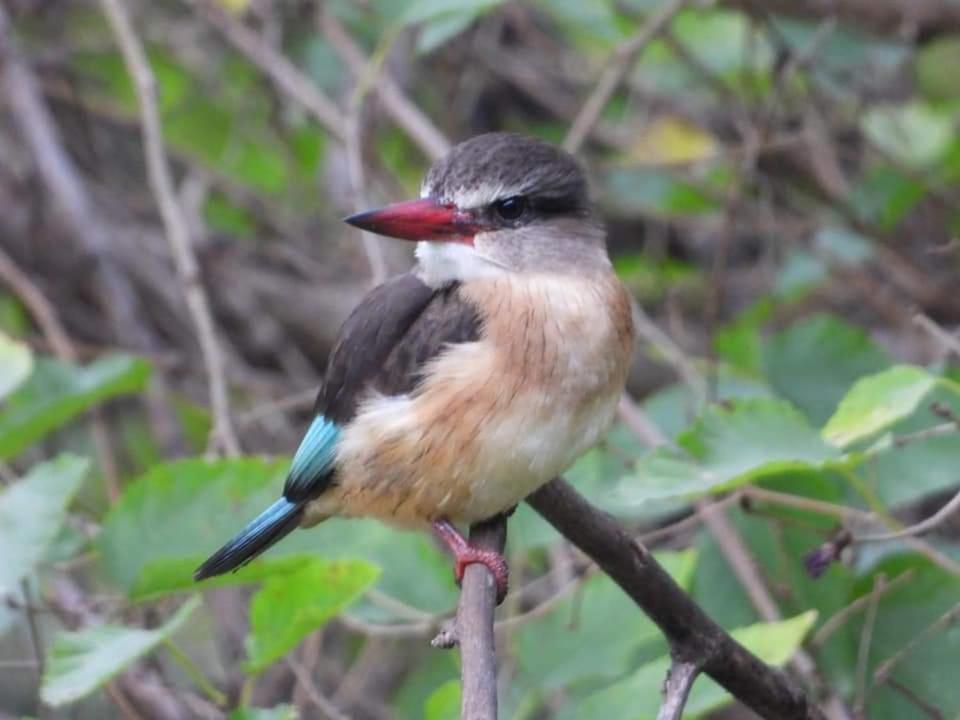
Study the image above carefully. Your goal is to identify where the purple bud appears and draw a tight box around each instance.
[804,544,837,578]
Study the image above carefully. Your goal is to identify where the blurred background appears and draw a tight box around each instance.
[1,0,959,718]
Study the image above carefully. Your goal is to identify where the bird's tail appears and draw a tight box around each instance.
[194,498,303,580]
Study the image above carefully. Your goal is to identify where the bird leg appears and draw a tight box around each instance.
[432,518,509,604]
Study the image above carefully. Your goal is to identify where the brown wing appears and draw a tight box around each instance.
[315,273,482,425]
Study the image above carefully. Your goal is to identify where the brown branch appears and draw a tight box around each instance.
[320,11,451,162]
[430,517,506,720]
[99,0,240,457]
[527,479,826,720]
[457,517,505,720]
[563,0,689,154]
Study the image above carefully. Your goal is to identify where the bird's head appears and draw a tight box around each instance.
[344,133,609,286]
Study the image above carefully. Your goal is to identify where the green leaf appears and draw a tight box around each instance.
[618,399,839,504]
[855,558,960,719]
[424,679,460,720]
[604,167,721,218]
[763,315,890,426]
[99,457,290,596]
[100,457,455,612]
[229,705,298,720]
[860,382,960,506]
[0,455,88,597]
[0,355,150,460]
[516,551,696,691]
[849,164,925,230]
[822,366,940,447]
[0,330,33,401]
[862,102,953,167]
[916,37,960,101]
[40,597,199,706]
[245,558,380,673]
[572,611,817,720]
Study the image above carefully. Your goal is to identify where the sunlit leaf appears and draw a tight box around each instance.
[40,597,199,706]
[822,366,940,447]
[626,117,718,166]
[618,399,838,504]
[0,455,88,597]
[245,558,380,673]
[862,102,953,167]
[0,355,150,460]
[0,330,32,401]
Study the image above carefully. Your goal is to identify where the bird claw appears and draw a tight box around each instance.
[453,547,509,604]
[432,518,510,604]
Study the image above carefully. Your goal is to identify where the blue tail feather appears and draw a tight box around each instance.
[284,415,340,500]
[195,414,341,581]
[194,498,303,580]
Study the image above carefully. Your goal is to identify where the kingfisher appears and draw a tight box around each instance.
[195,133,635,601]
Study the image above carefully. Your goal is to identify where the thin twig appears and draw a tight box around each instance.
[743,487,960,577]
[18,579,43,680]
[853,573,884,716]
[855,483,960,543]
[0,246,73,358]
[914,312,960,359]
[812,570,914,648]
[321,11,450,162]
[656,659,701,720]
[187,0,346,141]
[563,0,689,154]
[99,0,240,457]
[287,656,352,720]
[872,601,960,686]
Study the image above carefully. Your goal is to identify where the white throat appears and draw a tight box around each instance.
[415,241,506,286]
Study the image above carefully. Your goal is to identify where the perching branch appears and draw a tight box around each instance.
[99,0,240,457]
[433,517,506,720]
[527,478,826,720]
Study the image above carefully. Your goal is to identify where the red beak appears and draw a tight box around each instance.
[344,199,481,243]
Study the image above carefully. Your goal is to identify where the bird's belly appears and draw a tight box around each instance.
[327,379,620,528]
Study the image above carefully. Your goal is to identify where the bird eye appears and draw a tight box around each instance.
[493,196,527,221]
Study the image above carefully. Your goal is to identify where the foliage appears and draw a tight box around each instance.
[3,1,960,719]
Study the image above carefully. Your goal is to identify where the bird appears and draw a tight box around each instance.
[194,132,635,602]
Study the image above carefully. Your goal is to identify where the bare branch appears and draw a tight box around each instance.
[656,659,700,720]
[456,517,506,720]
[563,0,689,154]
[528,478,826,720]
[320,11,451,162]
[99,0,240,457]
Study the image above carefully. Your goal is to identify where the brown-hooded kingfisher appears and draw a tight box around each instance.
[195,133,635,602]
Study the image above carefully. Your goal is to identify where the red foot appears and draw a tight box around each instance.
[432,519,509,604]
